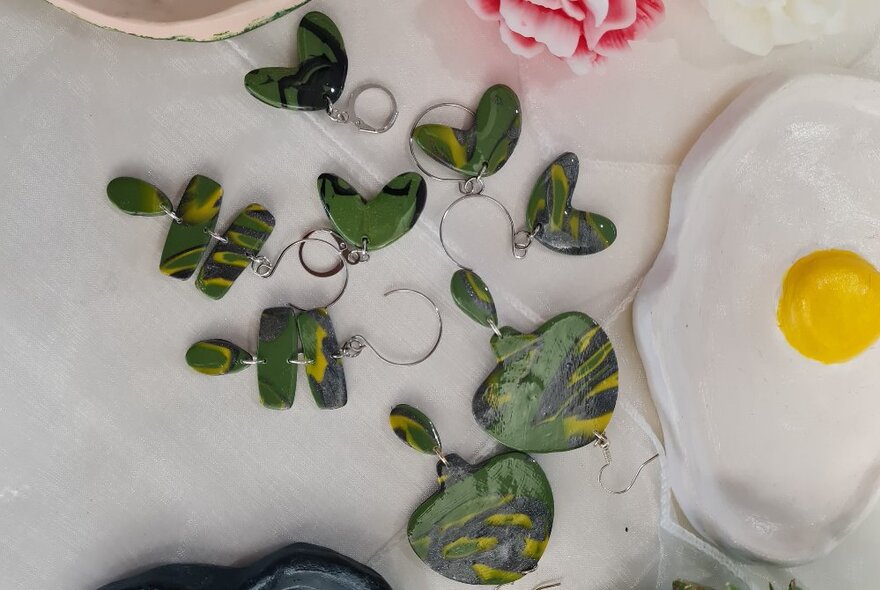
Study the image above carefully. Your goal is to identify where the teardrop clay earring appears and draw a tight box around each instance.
[448,267,658,494]
[106,175,276,300]
[187,241,442,411]
[245,11,398,134]
[389,404,555,586]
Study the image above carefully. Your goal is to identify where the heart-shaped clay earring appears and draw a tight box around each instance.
[437,151,617,266]
[526,152,617,255]
[411,84,522,179]
[449,269,658,494]
[318,172,427,252]
[187,276,442,411]
[389,404,555,586]
[106,175,276,300]
[245,11,398,134]
[291,172,427,277]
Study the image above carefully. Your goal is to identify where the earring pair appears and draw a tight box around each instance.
[410,84,617,260]
[187,237,442,411]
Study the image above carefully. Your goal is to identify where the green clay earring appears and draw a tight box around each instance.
[389,404,557,587]
[187,254,443,411]
[283,171,427,279]
[448,268,658,495]
[106,175,275,300]
[245,11,398,134]
[410,84,522,180]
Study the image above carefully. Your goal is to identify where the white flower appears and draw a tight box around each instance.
[701,0,849,55]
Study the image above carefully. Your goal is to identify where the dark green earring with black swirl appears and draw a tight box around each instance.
[245,11,398,134]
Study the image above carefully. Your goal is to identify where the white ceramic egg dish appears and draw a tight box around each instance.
[635,73,880,565]
[44,0,310,40]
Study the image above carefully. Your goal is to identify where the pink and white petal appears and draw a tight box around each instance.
[465,0,502,20]
[582,0,638,47]
[499,22,547,57]
[500,0,583,57]
[560,0,589,21]
[594,0,664,54]
[580,0,609,25]
[565,37,605,73]
[527,0,565,9]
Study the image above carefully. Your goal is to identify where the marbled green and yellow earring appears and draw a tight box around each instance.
[245,11,398,134]
[448,267,658,495]
[389,404,555,586]
[187,246,442,411]
[106,175,275,300]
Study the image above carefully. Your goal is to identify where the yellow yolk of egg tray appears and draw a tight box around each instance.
[778,249,880,364]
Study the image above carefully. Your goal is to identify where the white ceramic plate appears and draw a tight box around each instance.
[44,0,311,41]
[634,73,880,565]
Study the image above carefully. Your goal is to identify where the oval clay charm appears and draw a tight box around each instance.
[450,269,498,328]
[107,177,173,216]
[186,339,251,376]
[390,404,441,454]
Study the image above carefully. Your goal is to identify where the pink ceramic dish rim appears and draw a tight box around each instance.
[43,0,311,41]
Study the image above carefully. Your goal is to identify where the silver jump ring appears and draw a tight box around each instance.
[204,228,228,243]
[287,353,315,366]
[241,356,265,366]
[160,204,182,224]
[487,318,503,338]
[408,102,477,183]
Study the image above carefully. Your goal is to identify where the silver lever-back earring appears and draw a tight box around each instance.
[244,11,398,135]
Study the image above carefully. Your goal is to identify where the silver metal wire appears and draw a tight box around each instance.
[249,236,350,309]
[593,431,660,495]
[408,102,477,183]
[326,83,398,134]
[439,193,534,270]
[336,288,443,366]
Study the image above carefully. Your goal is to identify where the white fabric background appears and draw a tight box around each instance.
[1,0,880,588]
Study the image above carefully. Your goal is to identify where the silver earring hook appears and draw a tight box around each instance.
[327,83,398,134]
[439,194,535,270]
[335,289,443,366]
[408,102,477,183]
[593,431,660,495]
[249,236,350,309]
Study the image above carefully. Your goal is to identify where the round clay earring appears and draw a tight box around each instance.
[389,404,555,586]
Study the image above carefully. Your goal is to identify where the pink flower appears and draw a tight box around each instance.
[466,0,665,73]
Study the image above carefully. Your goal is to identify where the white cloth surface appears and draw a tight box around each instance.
[1,0,879,588]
